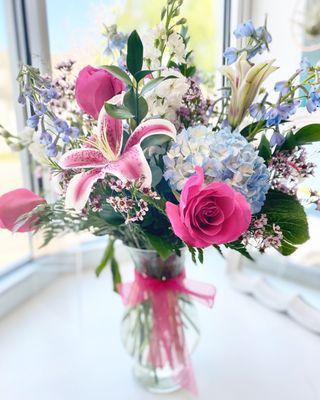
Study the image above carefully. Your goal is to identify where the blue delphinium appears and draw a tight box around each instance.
[223,20,272,65]
[265,100,300,127]
[27,115,39,129]
[234,21,255,38]
[164,126,270,214]
[306,91,320,113]
[223,47,238,65]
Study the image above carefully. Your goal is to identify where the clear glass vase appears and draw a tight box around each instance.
[121,247,200,394]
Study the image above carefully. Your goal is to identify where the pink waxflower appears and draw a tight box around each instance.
[0,188,46,232]
[75,65,125,119]
[166,167,251,248]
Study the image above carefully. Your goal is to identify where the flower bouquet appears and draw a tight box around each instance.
[1,0,320,394]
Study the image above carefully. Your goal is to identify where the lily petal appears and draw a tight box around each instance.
[59,148,108,169]
[65,168,105,211]
[104,144,152,187]
[97,92,125,159]
[125,119,176,151]
[97,107,123,159]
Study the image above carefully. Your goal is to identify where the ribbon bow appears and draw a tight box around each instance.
[118,269,216,395]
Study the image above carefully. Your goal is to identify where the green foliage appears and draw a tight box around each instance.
[141,76,176,95]
[240,121,266,139]
[187,246,204,264]
[111,257,122,292]
[134,69,154,82]
[95,239,122,293]
[260,190,309,255]
[101,65,132,86]
[95,239,115,277]
[212,244,224,258]
[126,30,143,75]
[146,233,173,260]
[104,103,134,119]
[258,134,272,161]
[280,124,320,150]
[225,240,253,261]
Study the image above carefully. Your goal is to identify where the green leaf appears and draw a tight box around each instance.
[151,165,163,187]
[260,190,309,255]
[101,65,132,86]
[185,66,196,77]
[141,134,173,149]
[146,233,173,261]
[225,241,253,261]
[187,246,197,263]
[197,248,204,264]
[280,124,320,150]
[123,89,148,124]
[104,103,134,119]
[126,30,143,75]
[95,239,115,277]
[134,69,154,83]
[212,244,224,258]
[279,240,297,256]
[258,134,272,161]
[123,88,136,115]
[98,204,124,225]
[137,96,148,123]
[110,257,122,293]
[240,121,266,139]
[141,75,177,96]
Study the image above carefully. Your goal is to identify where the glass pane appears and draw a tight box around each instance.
[46,0,220,75]
[0,1,31,272]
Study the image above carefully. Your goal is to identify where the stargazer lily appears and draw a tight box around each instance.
[221,54,278,128]
[59,95,176,211]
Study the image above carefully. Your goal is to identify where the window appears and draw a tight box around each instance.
[46,0,222,78]
[0,0,31,272]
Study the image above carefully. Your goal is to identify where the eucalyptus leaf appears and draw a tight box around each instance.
[101,65,132,86]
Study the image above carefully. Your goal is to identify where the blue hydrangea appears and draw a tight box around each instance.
[163,126,270,214]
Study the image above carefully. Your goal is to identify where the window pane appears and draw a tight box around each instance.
[46,0,220,75]
[0,1,31,271]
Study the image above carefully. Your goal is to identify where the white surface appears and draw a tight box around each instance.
[0,251,319,400]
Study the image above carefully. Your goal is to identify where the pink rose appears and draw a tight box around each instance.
[166,167,251,248]
[75,65,125,119]
[0,188,46,232]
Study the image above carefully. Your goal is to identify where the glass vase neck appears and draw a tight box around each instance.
[126,247,185,280]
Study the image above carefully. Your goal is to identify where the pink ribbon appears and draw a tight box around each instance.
[118,270,216,395]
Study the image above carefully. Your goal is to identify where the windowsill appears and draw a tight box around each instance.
[0,238,129,320]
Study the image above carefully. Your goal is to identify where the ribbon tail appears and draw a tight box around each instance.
[177,356,198,396]
[176,278,216,308]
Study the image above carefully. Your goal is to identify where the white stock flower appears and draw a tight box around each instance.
[146,69,189,122]
[167,32,186,63]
